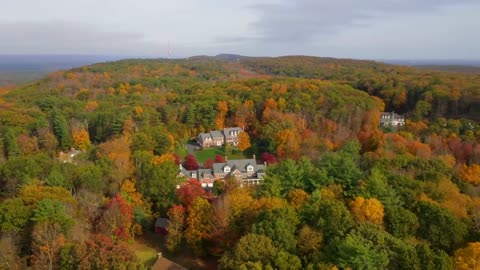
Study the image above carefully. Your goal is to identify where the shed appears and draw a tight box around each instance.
[155,218,169,235]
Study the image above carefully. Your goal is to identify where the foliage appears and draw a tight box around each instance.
[0,198,31,233]
[184,154,199,170]
[177,179,207,208]
[238,131,251,152]
[185,197,215,256]
[166,205,186,252]
[455,242,480,270]
[414,201,468,250]
[349,196,384,225]
[98,195,134,241]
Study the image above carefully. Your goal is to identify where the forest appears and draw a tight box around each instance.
[0,56,480,269]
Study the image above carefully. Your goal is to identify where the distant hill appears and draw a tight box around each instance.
[413,65,480,74]
[0,55,123,86]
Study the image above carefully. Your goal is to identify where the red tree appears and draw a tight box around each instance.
[99,195,134,241]
[173,153,181,165]
[215,154,225,163]
[261,152,277,165]
[177,179,207,208]
[184,154,199,170]
[203,159,214,169]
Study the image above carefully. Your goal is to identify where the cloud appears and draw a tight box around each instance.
[0,21,167,56]
[246,0,476,43]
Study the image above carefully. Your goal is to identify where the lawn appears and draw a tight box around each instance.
[131,241,158,268]
[195,147,246,163]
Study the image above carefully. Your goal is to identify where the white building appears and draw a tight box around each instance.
[379,112,405,127]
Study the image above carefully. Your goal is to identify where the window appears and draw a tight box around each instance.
[191,173,197,178]
[247,165,254,172]
[224,166,231,173]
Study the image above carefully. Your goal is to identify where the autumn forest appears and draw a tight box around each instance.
[1,56,480,269]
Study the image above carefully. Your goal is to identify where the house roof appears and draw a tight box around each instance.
[152,256,186,270]
[224,127,242,136]
[155,218,169,228]
[198,133,211,140]
[198,169,212,178]
[381,112,404,120]
[210,130,224,139]
[213,159,261,174]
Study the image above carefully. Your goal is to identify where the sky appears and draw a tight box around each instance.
[0,0,479,60]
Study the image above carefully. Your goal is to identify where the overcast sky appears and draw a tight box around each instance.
[1,0,479,59]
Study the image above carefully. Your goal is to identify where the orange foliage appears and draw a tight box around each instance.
[133,106,144,116]
[262,98,278,122]
[287,189,309,209]
[237,131,251,152]
[455,242,480,270]
[72,128,90,150]
[97,136,133,181]
[276,129,300,159]
[152,154,176,165]
[349,196,384,225]
[85,101,99,111]
[272,83,287,95]
[17,133,38,154]
[215,101,229,130]
[459,164,480,185]
[251,197,287,214]
[425,179,471,219]
[407,140,432,159]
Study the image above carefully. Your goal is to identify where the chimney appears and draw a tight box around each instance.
[253,154,256,161]
[264,161,267,167]
[225,155,228,161]
[157,252,162,258]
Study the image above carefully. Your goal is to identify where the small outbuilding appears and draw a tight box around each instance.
[154,218,169,235]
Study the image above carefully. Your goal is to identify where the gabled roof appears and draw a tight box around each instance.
[381,112,404,120]
[152,256,186,270]
[178,165,198,179]
[155,218,169,228]
[210,130,224,139]
[213,159,259,174]
[198,133,211,140]
[224,127,243,137]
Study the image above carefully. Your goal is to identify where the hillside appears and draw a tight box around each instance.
[0,56,480,269]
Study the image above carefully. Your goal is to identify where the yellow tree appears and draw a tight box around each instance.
[237,131,251,152]
[276,129,300,159]
[215,101,228,130]
[455,242,480,270]
[184,197,214,256]
[72,128,90,150]
[350,196,384,225]
[458,164,480,185]
[287,189,309,209]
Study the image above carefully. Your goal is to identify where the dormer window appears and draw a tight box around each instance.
[247,165,254,172]
[191,173,197,178]
[224,166,231,173]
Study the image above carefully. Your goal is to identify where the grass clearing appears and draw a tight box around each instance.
[194,147,246,163]
[131,241,158,267]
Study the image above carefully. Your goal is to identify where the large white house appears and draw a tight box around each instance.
[379,112,405,127]
[178,157,266,188]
